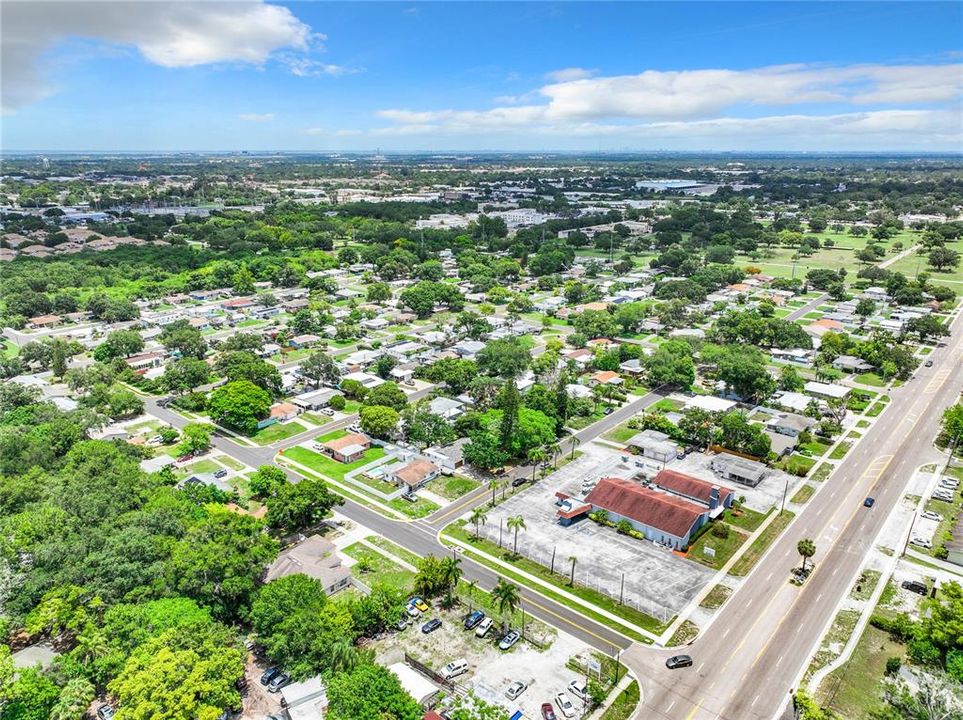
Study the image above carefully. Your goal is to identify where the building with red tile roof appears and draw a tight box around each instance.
[653,469,733,510]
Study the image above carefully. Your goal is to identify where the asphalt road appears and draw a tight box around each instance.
[622,308,963,720]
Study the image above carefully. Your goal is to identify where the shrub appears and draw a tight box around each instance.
[885,656,902,675]
[328,394,346,411]
[711,523,730,539]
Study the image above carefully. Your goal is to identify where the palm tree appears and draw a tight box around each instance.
[527,447,547,481]
[797,538,816,572]
[440,556,463,606]
[568,555,578,586]
[489,478,499,507]
[491,578,520,631]
[469,506,488,539]
[466,580,477,613]
[507,515,527,557]
[328,640,360,673]
[547,442,561,469]
[569,435,581,461]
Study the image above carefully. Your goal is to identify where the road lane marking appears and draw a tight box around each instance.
[666,701,676,712]
[697,662,705,673]
[684,699,704,720]
[722,627,731,639]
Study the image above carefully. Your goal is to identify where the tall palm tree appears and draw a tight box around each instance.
[797,538,816,572]
[466,580,477,613]
[507,515,527,557]
[469,506,488,539]
[547,442,562,469]
[491,578,520,631]
[440,556,463,605]
[489,478,499,507]
[568,555,578,586]
[569,435,581,461]
[527,447,547,482]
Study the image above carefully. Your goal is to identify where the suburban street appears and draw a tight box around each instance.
[622,307,963,720]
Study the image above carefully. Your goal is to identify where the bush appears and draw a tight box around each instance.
[328,394,346,411]
[885,656,902,675]
[869,612,917,642]
[908,637,942,667]
[172,391,207,412]
[711,523,730,539]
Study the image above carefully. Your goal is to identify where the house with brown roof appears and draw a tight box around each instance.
[581,477,711,549]
[124,351,166,373]
[320,432,370,463]
[390,458,440,491]
[28,314,61,329]
[588,370,623,387]
[652,469,733,510]
[269,402,301,422]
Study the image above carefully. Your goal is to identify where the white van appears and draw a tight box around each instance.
[475,617,494,638]
[443,659,469,680]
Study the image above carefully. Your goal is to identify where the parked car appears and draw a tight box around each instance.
[910,537,932,549]
[666,655,693,669]
[506,680,528,700]
[540,703,557,720]
[475,617,494,638]
[96,705,115,720]
[901,580,928,596]
[443,659,469,680]
[567,679,587,701]
[940,479,959,488]
[554,692,576,718]
[464,610,485,630]
[349,424,362,433]
[921,510,942,521]
[214,469,228,478]
[499,629,521,650]
[422,618,442,634]
[603,407,613,415]
[260,667,281,686]
[405,603,422,618]
[933,491,954,502]
[410,596,430,612]
[396,616,409,631]
[863,497,875,508]
[267,672,291,693]
[925,359,934,367]
[320,407,335,415]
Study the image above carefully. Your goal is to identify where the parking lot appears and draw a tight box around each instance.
[367,603,593,720]
[670,449,800,513]
[477,444,715,625]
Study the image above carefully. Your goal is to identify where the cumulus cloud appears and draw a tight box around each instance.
[239,113,275,122]
[2,1,313,114]
[284,58,358,77]
[544,67,595,82]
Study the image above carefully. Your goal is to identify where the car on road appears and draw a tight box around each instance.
[443,659,469,680]
[901,580,928,596]
[512,476,527,487]
[910,537,932,549]
[499,629,521,650]
[349,424,362,433]
[260,667,281,686]
[506,680,528,700]
[96,705,115,720]
[666,654,694,669]
[540,703,557,720]
[475,617,494,638]
[554,692,576,718]
[921,510,942,521]
[214,469,228,478]
[410,596,430,612]
[925,359,934,367]
[863,497,875,508]
[422,618,442,634]
[464,610,485,629]
[267,672,291,693]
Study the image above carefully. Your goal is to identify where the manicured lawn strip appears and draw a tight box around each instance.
[603,423,641,444]
[798,437,832,457]
[791,484,815,504]
[854,372,887,387]
[178,458,221,475]
[282,445,385,482]
[600,681,640,720]
[723,505,769,532]
[780,454,817,476]
[342,543,415,591]
[729,510,795,576]
[217,455,245,471]
[806,609,861,681]
[815,625,902,719]
[811,463,833,482]
[699,584,732,610]
[829,441,853,460]
[276,458,407,519]
[568,410,606,430]
[432,474,481,500]
[865,403,886,417]
[650,398,684,413]
[315,429,349,443]
[351,471,399,495]
[366,536,423,567]
[688,527,749,570]
[666,619,699,647]
[250,421,307,445]
[387,496,440,519]
[442,523,664,641]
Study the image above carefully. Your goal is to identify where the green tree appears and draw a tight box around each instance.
[507,514,527,556]
[176,422,213,456]
[929,246,961,272]
[797,538,816,572]
[363,381,408,412]
[404,410,456,449]
[163,357,210,394]
[160,320,207,359]
[325,662,422,720]
[779,365,805,392]
[477,339,530,378]
[232,264,256,295]
[249,464,287,498]
[49,678,95,720]
[491,579,520,631]
[645,340,695,389]
[208,380,272,434]
[498,380,520,452]
[300,351,341,387]
[266,478,342,532]
[359,405,401,439]
[464,432,509,471]
[470,506,488,538]
[3,668,60,720]
[367,282,392,303]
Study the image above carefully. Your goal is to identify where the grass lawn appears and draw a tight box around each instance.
[729,510,795,576]
[179,458,221,475]
[442,522,667,639]
[688,527,748,570]
[567,410,606,430]
[282,445,386,482]
[798,437,833,457]
[218,455,245,471]
[603,422,641,443]
[829,441,853,460]
[342,543,415,591]
[300,412,334,425]
[724,505,770,532]
[600,681,640,720]
[780,454,817,476]
[816,625,902,719]
[387,495,440,519]
[351,472,400,496]
[699,584,732,610]
[810,463,834,482]
[806,609,861,681]
[855,372,888,387]
[316,429,348,443]
[367,536,423,567]
[127,419,163,435]
[666,619,700,647]
[791,484,815,504]
[250,421,307,446]
[650,398,684,413]
[865,402,886,417]
[431,474,480,501]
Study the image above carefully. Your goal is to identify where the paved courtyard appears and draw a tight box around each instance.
[476,444,715,625]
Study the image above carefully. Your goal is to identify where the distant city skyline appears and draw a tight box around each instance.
[2,1,962,152]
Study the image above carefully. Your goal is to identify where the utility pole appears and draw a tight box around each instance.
[619,573,625,605]
[780,476,789,513]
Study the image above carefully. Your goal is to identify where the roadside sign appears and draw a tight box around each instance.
[703,546,716,558]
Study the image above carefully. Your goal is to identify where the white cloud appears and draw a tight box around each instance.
[2,1,313,114]
[239,113,274,122]
[285,58,358,78]
[544,67,595,82]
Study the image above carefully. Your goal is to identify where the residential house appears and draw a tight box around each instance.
[424,437,470,472]
[292,388,338,411]
[767,412,816,438]
[319,433,370,463]
[832,355,872,373]
[124,351,166,373]
[390,458,441,492]
[269,402,302,422]
[265,534,352,595]
[452,340,485,359]
[28,314,61,329]
[290,334,321,349]
[429,397,464,421]
[804,381,850,400]
[710,453,769,487]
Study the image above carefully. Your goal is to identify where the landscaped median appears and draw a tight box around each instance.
[440,520,665,644]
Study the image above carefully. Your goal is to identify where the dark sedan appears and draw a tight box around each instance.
[666,654,693,669]
[422,618,442,634]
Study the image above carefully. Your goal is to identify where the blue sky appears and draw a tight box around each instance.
[2,1,961,151]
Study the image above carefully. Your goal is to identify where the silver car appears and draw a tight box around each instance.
[506,680,528,700]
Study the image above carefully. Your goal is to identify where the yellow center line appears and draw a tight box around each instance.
[684,697,705,720]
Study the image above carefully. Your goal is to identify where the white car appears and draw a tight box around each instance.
[505,680,527,700]
[443,659,469,680]
[474,617,494,638]
[933,492,954,502]
[921,510,942,521]
[555,692,576,718]
[910,537,932,549]
[567,679,588,702]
